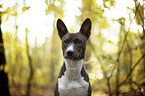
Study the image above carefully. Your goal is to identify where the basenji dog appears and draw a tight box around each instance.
[54,18,92,96]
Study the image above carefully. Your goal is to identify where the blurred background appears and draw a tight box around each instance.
[0,0,145,96]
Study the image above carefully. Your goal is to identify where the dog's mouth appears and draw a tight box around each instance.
[64,54,80,61]
[64,56,77,61]
[64,56,74,60]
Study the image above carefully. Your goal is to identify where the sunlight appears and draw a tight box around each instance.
[95,0,103,6]
[130,19,142,33]
[63,0,82,31]
[1,0,139,46]
[24,0,53,46]
[54,1,61,6]
[1,0,83,45]
[103,42,118,54]
[1,15,16,34]
[1,0,144,96]
[101,29,109,37]
[97,73,103,79]
[90,73,96,80]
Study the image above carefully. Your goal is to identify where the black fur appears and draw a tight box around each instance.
[54,18,92,96]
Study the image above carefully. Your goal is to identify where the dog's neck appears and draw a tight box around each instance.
[63,58,84,81]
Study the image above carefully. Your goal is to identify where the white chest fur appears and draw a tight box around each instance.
[58,59,89,96]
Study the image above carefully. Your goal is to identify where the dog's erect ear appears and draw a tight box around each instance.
[80,18,91,39]
[57,19,68,39]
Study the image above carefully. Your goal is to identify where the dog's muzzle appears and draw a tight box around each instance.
[64,50,75,60]
[67,50,74,56]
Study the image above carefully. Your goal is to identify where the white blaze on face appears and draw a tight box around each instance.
[66,44,74,52]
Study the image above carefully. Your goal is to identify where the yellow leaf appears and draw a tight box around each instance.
[57,0,61,2]
[0,5,2,8]
[22,6,30,12]
[6,8,13,13]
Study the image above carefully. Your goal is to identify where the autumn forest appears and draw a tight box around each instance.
[0,0,145,96]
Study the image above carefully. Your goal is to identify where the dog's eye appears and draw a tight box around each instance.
[63,39,69,44]
[75,39,82,44]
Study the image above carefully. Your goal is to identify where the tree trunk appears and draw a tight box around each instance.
[136,0,145,77]
[0,14,10,96]
[25,28,33,96]
[141,7,145,73]
[115,19,125,96]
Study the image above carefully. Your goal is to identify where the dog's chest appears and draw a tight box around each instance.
[58,75,89,96]
[58,59,89,96]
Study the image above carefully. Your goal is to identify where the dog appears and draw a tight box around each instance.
[54,18,92,96]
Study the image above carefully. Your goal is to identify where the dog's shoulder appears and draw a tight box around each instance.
[58,63,66,78]
[81,66,92,96]
[54,63,66,96]
[81,66,89,82]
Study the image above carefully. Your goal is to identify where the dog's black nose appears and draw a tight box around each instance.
[67,51,74,56]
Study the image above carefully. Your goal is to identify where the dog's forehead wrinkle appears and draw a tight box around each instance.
[63,33,86,41]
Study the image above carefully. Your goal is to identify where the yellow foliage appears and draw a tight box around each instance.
[22,6,30,12]
[6,8,16,14]
[4,64,8,73]
[120,85,130,93]
[36,68,42,76]
[139,79,145,85]
[1,0,145,95]
[0,5,2,8]
[42,66,48,73]
[57,0,62,2]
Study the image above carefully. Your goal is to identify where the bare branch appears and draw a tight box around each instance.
[89,42,112,95]
[117,2,140,61]
[120,54,145,86]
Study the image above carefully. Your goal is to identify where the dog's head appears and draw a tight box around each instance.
[57,18,91,61]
